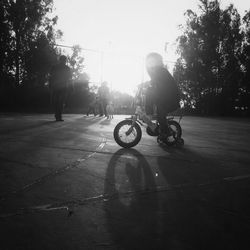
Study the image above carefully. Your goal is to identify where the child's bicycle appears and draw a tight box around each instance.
[113,102,184,148]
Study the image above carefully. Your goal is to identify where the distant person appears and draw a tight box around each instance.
[106,101,114,119]
[98,81,110,117]
[86,96,98,116]
[145,52,180,142]
[49,55,72,121]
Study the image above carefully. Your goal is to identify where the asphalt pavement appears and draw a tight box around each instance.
[0,113,250,250]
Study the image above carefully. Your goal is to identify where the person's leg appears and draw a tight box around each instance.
[157,105,169,135]
[57,91,65,121]
[145,86,155,115]
[52,91,56,120]
[86,106,90,116]
[54,92,61,120]
[99,101,104,116]
[103,99,108,117]
[94,104,97,116]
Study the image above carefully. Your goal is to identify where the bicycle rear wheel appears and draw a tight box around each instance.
[158,120,182,146]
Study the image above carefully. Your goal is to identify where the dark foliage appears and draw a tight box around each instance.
[174,0,250,116]
[0,0,88,113]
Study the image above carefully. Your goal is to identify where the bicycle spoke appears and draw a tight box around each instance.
[119,124,137,144]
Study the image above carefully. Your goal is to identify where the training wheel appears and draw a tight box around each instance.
[176,138,184,147]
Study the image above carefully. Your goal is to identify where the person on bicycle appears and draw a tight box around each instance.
[145,52,180,142]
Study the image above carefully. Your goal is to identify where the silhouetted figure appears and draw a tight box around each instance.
[49,55,72,121]
[145,52,180,141]
[86,96,98,116]
[98,81,110,117]
[106,101,114,119]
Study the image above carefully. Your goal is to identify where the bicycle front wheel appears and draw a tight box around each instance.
[113,120,142,148]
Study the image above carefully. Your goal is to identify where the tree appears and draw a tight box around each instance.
[68,45,85,81]
[241,10,250,115]
[0,1,10,79]
[0,1,90,112]
[174,0,245,115]
[219,5,243,115]
[0,0,63,111]
[1,0,59,86]
[66,45,90,111]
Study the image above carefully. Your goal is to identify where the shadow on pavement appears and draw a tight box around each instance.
[103,147,250,249]
[0,120,56,135]
[99,118,112,125]
[104,148,159,250]
[156,146,250,250]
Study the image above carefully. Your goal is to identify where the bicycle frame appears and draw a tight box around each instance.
[124,82,183,137]
[125,105,156,136]
[125,103,183,137]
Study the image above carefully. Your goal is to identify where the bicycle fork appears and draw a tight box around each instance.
[125,115,138,136]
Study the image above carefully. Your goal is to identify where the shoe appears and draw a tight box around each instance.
[158,132,172,144]
[158,133,168,140]
[56,118,64,121]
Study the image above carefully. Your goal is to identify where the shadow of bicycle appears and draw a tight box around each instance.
[104,148,159,249]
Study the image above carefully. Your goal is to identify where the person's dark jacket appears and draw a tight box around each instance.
[150,67,180,112]
[49,63,71,91]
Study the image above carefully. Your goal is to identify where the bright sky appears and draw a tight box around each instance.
[54,0,249,94]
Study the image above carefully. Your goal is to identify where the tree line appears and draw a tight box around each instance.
[1,0,250,116]
[0,0,89,112]
[174,0,250,116]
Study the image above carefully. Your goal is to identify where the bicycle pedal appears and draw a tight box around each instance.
[157,137,169,146]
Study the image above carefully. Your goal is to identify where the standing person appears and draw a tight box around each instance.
[145,52,180,142]
[49,55,72,121]
[106,101,114,119]
[98,81,110,117]
[86,96,98,116]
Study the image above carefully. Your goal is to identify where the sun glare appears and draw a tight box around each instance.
[82,46,152,95]
[94,51,147,95]
[83,47,181,95]
[55,0,249,94]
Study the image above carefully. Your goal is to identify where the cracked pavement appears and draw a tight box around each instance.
[0,114,250,250]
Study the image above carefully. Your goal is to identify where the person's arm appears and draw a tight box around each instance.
[67,67,74,92]
[48,66,55,91]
